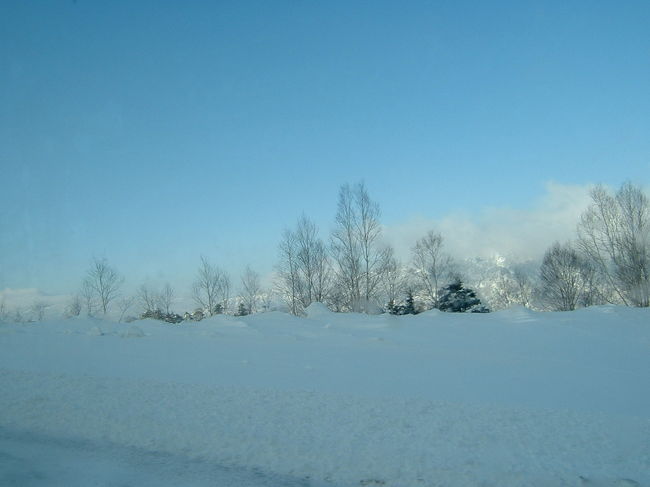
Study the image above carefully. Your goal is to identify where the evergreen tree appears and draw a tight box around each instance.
[236,302,249,316]
[437,280,489,313]
[387,289,418,315]
[403,289,417,315]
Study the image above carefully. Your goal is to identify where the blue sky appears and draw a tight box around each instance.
[1,0,649,296]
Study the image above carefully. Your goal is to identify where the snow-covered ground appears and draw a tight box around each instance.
[1,304,648,486]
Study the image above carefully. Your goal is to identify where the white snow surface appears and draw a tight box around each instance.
[1,306,649,486]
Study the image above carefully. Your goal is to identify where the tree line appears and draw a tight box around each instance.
[274,180,649,314]
[4,180,645,323]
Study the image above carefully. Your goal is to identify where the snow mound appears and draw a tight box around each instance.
[417,308,442,317]
[496,305,539,323]
[305,302,331,318]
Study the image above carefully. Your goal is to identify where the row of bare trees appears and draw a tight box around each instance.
[51,180,648,321]
[67,254,264,320]
[538,182,649,311]
[276,182,463,315]
[277,183,391,315]
[276,181,649,315]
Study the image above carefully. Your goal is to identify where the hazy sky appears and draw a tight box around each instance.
[1,0,649,297]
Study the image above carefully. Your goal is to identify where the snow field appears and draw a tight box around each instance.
[1,305,649,486]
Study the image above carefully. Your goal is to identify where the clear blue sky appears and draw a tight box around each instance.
[1,0,649,295]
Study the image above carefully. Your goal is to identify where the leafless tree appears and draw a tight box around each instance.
[138,284,159,313]
[512,267,535,308]
[294,215,331,306]
[380,246,407,310]
[411,230,456,308]
[539,242,591,311]
[83,258,123,315]
[259,292,272,312]
[331,182,388,312]
[277,229,301,315]
[331,184,361,310]
[116,296,135,323]
[64,294,82,318]
[577,182,650,307]
[490,271,517,310]
[80,279,98,316]
[240,266,261,314]
[159,283,174,315]
[192,256,231,315]
[276,215,332,315]
[490,265,536,310]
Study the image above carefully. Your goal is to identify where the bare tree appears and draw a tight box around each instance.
[240,266,261,314]
[512,266,535,308]
[490,264,536,310]
[138,284,159,313]
[331,182,388,312]
[380,246,407,311]
[80,279,98,316]
[577,182,650,307]
[116,296,135,323]
[294,215,331,306]
[411,230,456,308]
[277,229,301,315]
[539,242,591,311]
[331,184,362,310]
[259,292,272,312]
[83,258,123,315]
[64,294,82,318]
[276,216,331,315]
[159,283,174,315]
[192,256,231,315]
[356,184,385,306]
